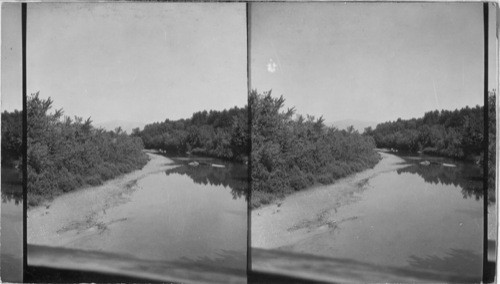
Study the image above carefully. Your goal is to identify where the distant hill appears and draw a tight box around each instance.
[94,120,147,134]
[330,119,379,133]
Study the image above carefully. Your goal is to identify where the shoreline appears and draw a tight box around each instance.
[251,151,408,249]
[150,149,248,165]
[27,152,175,247]
[252,151,382,209]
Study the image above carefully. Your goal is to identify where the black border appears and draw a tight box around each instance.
[22,3,27,283]
[483,2,490,283]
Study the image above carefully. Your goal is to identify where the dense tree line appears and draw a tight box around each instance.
[251,90,380,208]
[1,109,22,167]
[368,92,496,199]
[27,93,149,206]
[366,101,486,160]
[2,109,24,206]
[137,106,249,162]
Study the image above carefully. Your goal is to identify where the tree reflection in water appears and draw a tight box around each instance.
[396,158,484,203]
[2,191,23,205]
[1,167,23,205]
[164,160,248,200]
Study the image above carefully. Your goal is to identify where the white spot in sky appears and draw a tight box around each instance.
[267,59,277,73]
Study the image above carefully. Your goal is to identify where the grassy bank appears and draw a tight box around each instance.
[250,90,381,208]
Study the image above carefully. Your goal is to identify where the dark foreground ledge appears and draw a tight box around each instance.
[26,245,246,284]
[251,247,484,284]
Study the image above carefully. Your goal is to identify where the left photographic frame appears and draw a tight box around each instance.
[1,2,24,283]
[2,2,249,283]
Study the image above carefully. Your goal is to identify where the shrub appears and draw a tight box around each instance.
[27,93,149,206]
[250,90,381,208]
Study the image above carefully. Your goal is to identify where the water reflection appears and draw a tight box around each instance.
[2,167,23,205]
[252,153,483,283]
[36,161,247,271]
[164,159,248,200]
[397,157,484,202]
[2,190,23,205]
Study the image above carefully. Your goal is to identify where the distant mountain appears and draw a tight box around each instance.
[94,120,147,134]
[330,119,379,133]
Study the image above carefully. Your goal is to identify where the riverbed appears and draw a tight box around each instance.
[28,152,247,282]
[252,151,484,282]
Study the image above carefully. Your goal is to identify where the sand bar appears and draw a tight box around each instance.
[27,152,175,246]
[251,151,407,249]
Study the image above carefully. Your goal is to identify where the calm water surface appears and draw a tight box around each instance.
[291,154,483,282]
[1,167,23,282]
[72,157,248,273]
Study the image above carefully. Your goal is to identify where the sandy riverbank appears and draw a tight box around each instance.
[251,151,408,249]
[27,152,175,247]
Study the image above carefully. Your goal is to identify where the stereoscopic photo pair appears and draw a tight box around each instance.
[1,2,497,283]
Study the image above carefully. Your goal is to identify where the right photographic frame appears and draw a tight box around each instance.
[249,2,498,283]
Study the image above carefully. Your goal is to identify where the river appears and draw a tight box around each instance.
[1,167,23,283]
[28,153,247,282]
[252,151,484,283]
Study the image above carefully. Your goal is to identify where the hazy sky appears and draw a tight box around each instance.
[2,3,22,112]
[3,3,247,125]
[251,2,497,124]
[2,3,497,125]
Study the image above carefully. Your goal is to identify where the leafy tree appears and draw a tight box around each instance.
[369,102,485,160]
[1,109,22,166]
[138,104,248,162]
[27,92,149,206]
[250,90,380,208]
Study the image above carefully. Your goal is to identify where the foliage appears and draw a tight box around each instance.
[367,102,485,160]
[250,90,380,208]
[1,109,22,167]
[137,106,249,162]
[368,92,496,202]
[27,92,149,206]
